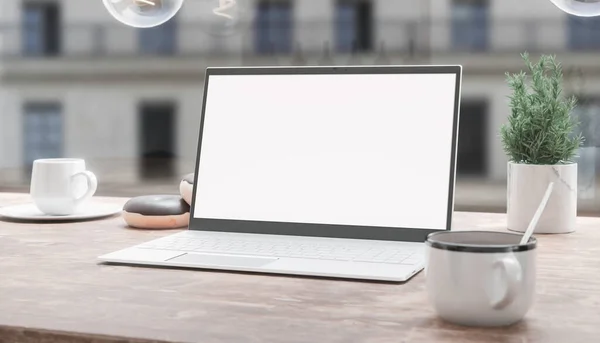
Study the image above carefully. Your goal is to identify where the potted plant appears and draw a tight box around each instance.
[501,53,584,234]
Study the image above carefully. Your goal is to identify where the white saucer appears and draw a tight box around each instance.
[0,202,122,221]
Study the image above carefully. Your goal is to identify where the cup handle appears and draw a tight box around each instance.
[71,171,98,206]
[488,256,523,310]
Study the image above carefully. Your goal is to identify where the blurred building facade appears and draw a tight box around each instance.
[0,0,599,209]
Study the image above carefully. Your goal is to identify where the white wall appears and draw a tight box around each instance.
[0,0,575,55]
[295,0,332,53]
[376,0,424,53]
[430,0,569,53]
[461,76,511,180]
[0,89,20,172]
[0,0,592,184]
[492,0,567,52]
[0,81,204,183]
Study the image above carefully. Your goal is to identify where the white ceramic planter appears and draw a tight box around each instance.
[507,162,577,234]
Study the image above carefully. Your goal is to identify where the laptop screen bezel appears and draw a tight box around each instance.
[189,66,461,243]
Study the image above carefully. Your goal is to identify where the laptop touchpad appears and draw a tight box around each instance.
[168,253,278,268]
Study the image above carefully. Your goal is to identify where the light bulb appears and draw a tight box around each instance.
[103,0,184,28]
[197,0,248,36]
[549,0,600,17]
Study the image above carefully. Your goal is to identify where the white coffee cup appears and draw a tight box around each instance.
[424,231,537,327]
[30,158,98,215]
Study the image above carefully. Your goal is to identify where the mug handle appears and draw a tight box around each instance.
[488,256,523,310]
[71,171,98,206]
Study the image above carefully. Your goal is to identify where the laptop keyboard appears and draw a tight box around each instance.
[137,233,422,265]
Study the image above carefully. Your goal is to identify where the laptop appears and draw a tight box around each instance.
[98,65,462,282]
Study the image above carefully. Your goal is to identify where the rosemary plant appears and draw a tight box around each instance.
[500,53,584,165]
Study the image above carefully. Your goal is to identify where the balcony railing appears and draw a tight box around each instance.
[3,19,600,59]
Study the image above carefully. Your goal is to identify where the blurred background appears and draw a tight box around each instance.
[0,0,599,214]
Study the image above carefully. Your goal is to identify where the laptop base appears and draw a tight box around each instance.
[99,230,425,282]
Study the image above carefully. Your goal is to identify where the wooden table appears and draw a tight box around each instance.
[1,193,599,343]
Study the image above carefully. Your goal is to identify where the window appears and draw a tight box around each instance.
[572,98,600,199]
[22,2,61,56]
[139,17,178,55]
[254,0,293,54]
[451,0,489,51]
[572,98,600,148]
[138,102,177,180]
[457,100,488,177]
[23,103,63,172]
[335,0,373,53]
[568,16,600,50]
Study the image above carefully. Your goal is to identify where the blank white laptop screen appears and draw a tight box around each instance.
[194,72,457,230]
